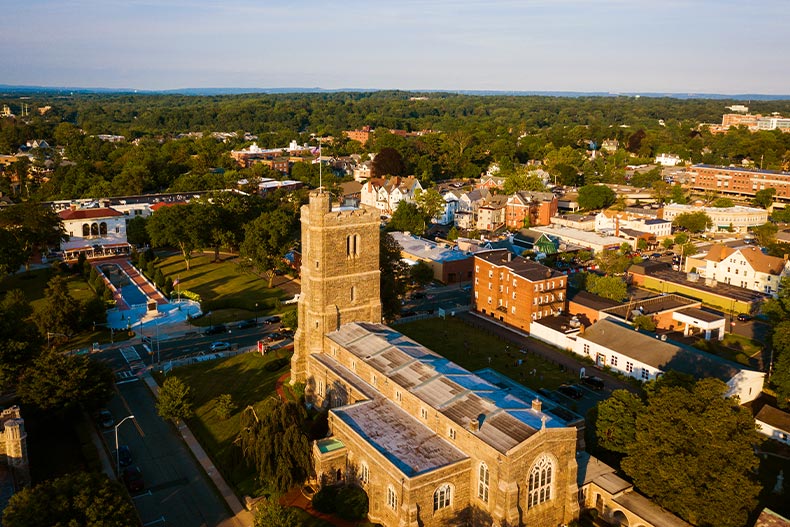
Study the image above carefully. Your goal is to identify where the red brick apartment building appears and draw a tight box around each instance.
[505,191,559,228]
[473,249,567,332]
[686,164,790,201]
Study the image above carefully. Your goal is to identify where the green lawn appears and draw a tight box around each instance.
[396,317,577,391]
[154,253,293,324]
[153,349,292,497]
[694,333,763,367]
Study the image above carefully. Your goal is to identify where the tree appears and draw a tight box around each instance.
[17,352,115,411]
[2,472,136,527]
[650,180,669,204]
[147,204,204,270]
[661,238,674,250]
[595,390,645,454]
[388,201,426,235]
[157,376,194,422]
[0,227,26,276]
[126,215,150,247]
[636,238,648,251]
[380,232,408,321]
[214,393,236,420]
[752,222,778,247]
[711,197,734,208]
[372,147,406,177]
[753,187,777,209]
[586,274,628,301]
[670,184,688,204]
[240,400,311,494]
[34,275,81,339]
[240,209,298,287]
[672,211,712,233]
[762,276,790,323]
[253,498,298,527]
[577,184,616,210]
[620,379,761,527]
[0,202,67,271]
[410,260,434,287]
[632,314,657,331]
[414,187,445,222]
[674,232,689,245]
[0,289,40,389]
[770,320,790,409]
[447,226,459,241]
[502,169,546,195]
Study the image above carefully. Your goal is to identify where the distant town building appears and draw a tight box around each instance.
[655,153,683,167]
[660,202,769,232]
[505,191,559,228]
[697,244,790,295]
[58,204,131,260]
[390,232,473,284]
[360,176,423,214]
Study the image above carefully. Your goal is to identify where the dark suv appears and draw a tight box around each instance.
[580,375,605,390]
[203,324,227,336]
[557,384,584,400]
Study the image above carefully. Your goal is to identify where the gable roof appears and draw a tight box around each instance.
[579,318,750,382]
[738,247,788,275]
[58,207,124,220]
[755,404,790,433]
[703,244,735,262]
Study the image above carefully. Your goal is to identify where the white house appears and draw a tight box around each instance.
[435,190,461,225]
[753,403,790,446]
[360,176,423,214]
[594,210,672,238]
[701,244,790,295]
[58,206,130,260]
[531,317,764,403]
[655,153,683,167]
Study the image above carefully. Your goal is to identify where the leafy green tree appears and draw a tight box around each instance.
[0,202,67,271]
[672,211,712,233]
[595,390,645,453]
[636,238,648,251]
[372,147,406,177]
[0,227,26,276]
[447,226,459,241]
[770,320,790,409]
[594,249,634,277]
[502,169,546,195]
[586,274,628,301]
[762,276,790,323]
[2,472,136,527]
[17,351,114,411]
[388,201,426,235]
[157,376,194,422]
[0,289,40,389]
[674,232,689,245]
[669,184,688,204]
[577,184,616,210]
[711,197,734,208]
[621,379,761,527]
[380,232,408,321]
[753,187,777,209]
[147,204,205,270]
[752,222,778,247]
[632,314,657,331]
[414,187,445,222]
[240,209,298,288]
[34,275,81,340]
[661,238,675,250]
[650,180,669,204]
[410,260,434,287]
[253,498,299,527]
[126,216,150,247]
[214,393,236,420]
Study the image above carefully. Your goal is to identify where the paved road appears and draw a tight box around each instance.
[103,379,232,527]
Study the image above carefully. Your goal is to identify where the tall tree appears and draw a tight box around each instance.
[125,215,150,247]
[753,187,777,209]
[414,187,445,222]
[502,169,547,195]
[372,147,406,177]
[2,472,136,527]
[0,289,40,389]
[752,222,778,247]
[34,275,81,340]
[387,201,426,235]
[156,376,194,422]
[146,204,205,270]
[595,389,645,453]
[586,274,628,301]
[577,184,616,210]
[240,208,298,287]
[621,379,761,527]
[0,202,67,271]
[0,227,26,275]
[672,211,712,233]
[380,232,408,321]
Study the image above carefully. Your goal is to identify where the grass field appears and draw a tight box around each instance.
[0,267,128,349]
[396,317,577,390]
[694,333,763,367]
[154,253,294,325]
[153,349,292,497]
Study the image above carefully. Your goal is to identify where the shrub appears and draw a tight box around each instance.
[335,486,368,521]
[312,486,338,513]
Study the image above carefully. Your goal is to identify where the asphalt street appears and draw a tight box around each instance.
[101,379,231,526]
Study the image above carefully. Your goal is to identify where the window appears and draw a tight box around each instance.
[512,292,516,299]
[478,463,490,503]
[371,374,377,386]
[488,270,493,278]
[395,390,402,402]
[318,381,324,397]
[346,234,361,257]
[360,463,369,485]
[511,306,516,314]
[583,343,590,355]
[528,455,554,508]
[421,407,428,420]
[351,360,356,371]
[610,356,618,367]
[448,428,456,440]
[433,484,452,511]
[641,368,650,380]
[387,486,397,510]
[475,265,479,272]
[82,223,90,237]
[115,225,120,233]
[626,361,633,373]
[351,286,356,302]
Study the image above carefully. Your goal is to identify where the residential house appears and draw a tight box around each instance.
[473,249,567,332]
[748,397,790,446]
[594,210,672,238]
[551,214,596,231]
[700,244,790,295]
[505,191,559,229]
[655,153,683,167]
[434,190,461,226]
[360,176,423,214]
[477,174,507,190]
[475,195,508,232]
[601,139,619,153]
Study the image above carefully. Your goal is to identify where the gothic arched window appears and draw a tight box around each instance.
[433,484,452,511]
[478,462,489,503]
[528,455,554,509]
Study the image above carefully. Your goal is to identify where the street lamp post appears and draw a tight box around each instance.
[114,415,135,476]
[255,303,259,325]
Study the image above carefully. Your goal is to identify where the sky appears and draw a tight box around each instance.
[2,0,789,94]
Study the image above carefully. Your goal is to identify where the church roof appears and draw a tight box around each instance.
[326,322,570,454]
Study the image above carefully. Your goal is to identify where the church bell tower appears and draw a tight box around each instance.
[291,190,382,384]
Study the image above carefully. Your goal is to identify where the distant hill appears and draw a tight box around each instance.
[1,83,789,100]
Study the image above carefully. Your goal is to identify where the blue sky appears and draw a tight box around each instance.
[3,0,789,93]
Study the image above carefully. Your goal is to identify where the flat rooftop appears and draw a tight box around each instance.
[533,225,627,248]
[390,231,473,263]
[601,294,699,319]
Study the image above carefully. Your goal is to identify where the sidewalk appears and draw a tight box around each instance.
[141,373,254,527]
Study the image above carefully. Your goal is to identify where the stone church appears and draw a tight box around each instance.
[292,190,581,527]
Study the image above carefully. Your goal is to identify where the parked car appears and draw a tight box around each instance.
[209,341,231,352]
[98,409,114,429]
[557,384,584,400]
[737,313,753,322]
[580,375,605,390]
[263,332,284,344]
[650,253,662,260]
[203,324,227,336]
[122,466,145,493]
[236,319,257,330]
[116,445,133,467]
[261,315,281,324]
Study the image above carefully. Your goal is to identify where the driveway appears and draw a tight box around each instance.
[104,380,231,526]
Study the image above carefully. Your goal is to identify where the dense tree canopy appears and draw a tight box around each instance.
[672,211,713,233]
[240,208,298,287]
[577,184,616,210]
[2,472,136,527]
[157,376,194,421]
[380,232,409,321]
[0,203,67,270]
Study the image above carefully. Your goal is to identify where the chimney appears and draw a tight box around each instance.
[532,398,542,412]
[70,204,77,211]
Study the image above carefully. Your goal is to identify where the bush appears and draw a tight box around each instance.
[312,486,338,514]
[335,486,368,521]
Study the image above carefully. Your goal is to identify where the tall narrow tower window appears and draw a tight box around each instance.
[347,234,361,257]
[351,286,356,302]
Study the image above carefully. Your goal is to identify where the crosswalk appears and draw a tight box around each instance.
[116,346,145,383]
